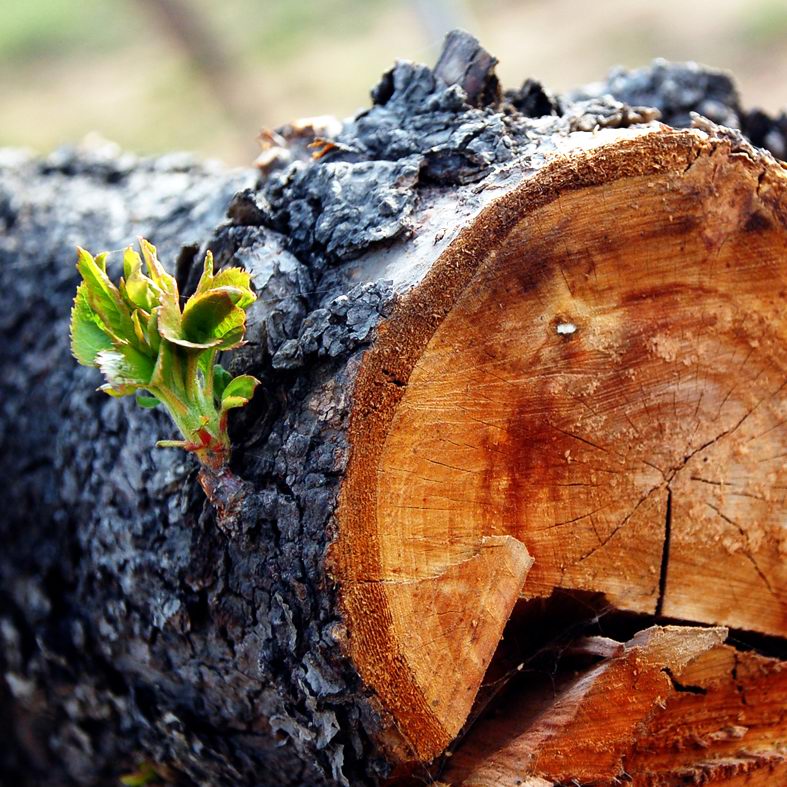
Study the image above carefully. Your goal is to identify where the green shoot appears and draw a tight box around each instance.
[70,238,259,470]
[119,762,159,786]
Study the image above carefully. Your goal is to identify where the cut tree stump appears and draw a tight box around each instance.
[332,121,787,773]
[1,31,786,787]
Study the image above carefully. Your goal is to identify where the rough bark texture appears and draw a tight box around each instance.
[1,32,786,786]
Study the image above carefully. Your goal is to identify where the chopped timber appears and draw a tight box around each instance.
[1,31,786,787]
[440,626,787,786]
[332,126,787,762]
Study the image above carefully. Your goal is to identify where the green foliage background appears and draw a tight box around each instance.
[1,0,786,165]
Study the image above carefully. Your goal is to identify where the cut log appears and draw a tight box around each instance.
[1,32,786,787]
[332,124,787,763]
[440,626,787,785]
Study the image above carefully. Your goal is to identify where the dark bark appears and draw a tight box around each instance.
[1,32,784,787]
[570,58,787,159]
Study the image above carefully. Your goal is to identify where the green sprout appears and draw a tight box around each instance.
[119,761,159,786]
[70,238,259,471]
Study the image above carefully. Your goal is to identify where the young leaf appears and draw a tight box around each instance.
[96,345,155,392]
[156,288,190,347]
[211,269,255,308]
[145,308,161,355]
[195,248,215,290]
[139,238,177,293]
[213,364,232,400]
[220,374,259,411]
[130,310,148,349]
[119,762,158,787]
[70,283,115,366]
[185,288,250,351]
[156,439,189,449]
[157,285,243,350]
[196,257,256,309]
[70,239,260,472]
[75,247,133,343]
[148,339,176,392]
[123,248,160,312]
[180,290,243,347]
[123,246,141,280]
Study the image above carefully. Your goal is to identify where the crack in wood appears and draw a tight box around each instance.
[574,397,766,609]
[661,666,707,694]
[655,488,672,617]
[575,482,663,565]
[706,502,776,596]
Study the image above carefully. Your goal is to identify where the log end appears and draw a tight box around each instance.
[331,126,787,766]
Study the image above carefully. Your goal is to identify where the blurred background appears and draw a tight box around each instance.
[1,0,786,166]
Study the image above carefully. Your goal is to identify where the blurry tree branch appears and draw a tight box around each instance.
[411,0,474,43]
[137,0,259,135]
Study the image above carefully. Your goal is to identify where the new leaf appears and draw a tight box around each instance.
[69,238,260,470]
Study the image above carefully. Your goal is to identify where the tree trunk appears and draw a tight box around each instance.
[1,32,786,787]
